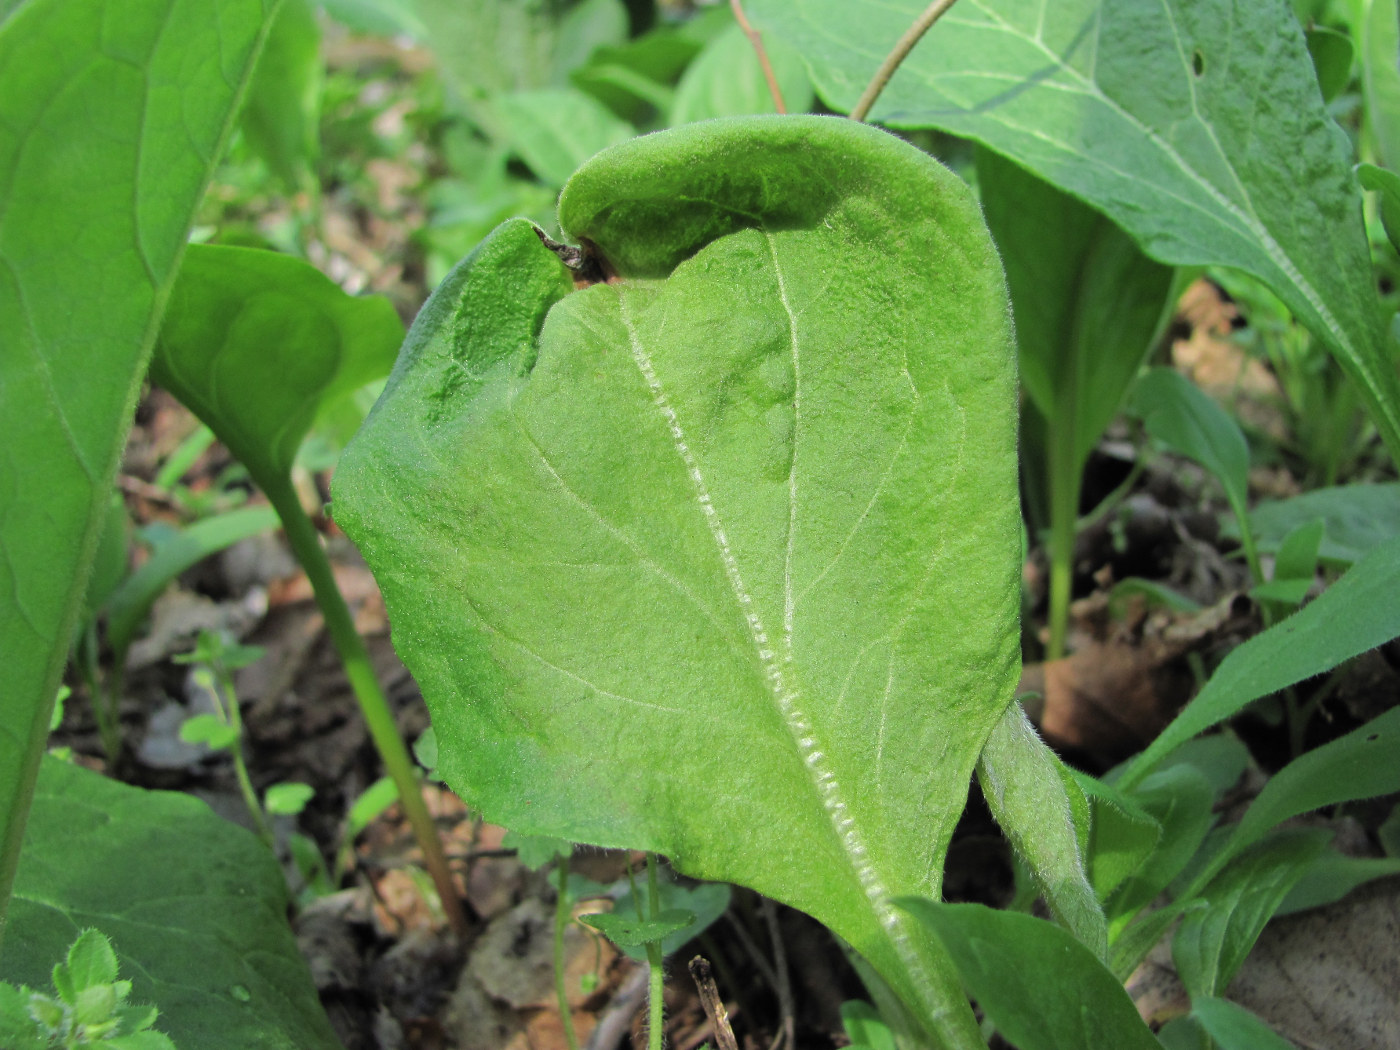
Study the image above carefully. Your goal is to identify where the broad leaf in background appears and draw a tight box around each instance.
[901,901,1162,1050]
[334,116,1020,1047]
[151,245,402,485]
[1361,0,1400,168]
[0,0,280,935]
[979,148,1176,657]
[669,22,813,125]
[1171,827,1331,998]
[410,0,627,109]
[748,0,1400,462]
[242,0,321,193]
[1117,534,1400,790]
[0,758,341,1050]
[492,89,634,188]
[1234,481,1400,566]
[1130,368,1261,580]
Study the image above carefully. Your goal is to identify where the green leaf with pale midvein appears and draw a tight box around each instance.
[334,115,1020,1045]
[748,0,1400,463]
[0,0,280,935]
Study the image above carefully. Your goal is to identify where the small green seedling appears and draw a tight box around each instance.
[0,930,176,1049]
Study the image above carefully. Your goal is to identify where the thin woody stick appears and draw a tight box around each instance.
[850,0,960,122]
[730,0,787,114]
[688,956,739,1050]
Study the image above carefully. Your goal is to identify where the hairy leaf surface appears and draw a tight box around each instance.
[334,116,1020,1041]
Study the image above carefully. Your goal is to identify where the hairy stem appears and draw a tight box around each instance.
[850,0,960,123]
[554,852,582,1050]
[265,477,469,938]
[730,0,787,114]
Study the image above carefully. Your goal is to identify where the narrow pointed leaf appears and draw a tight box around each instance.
[0,0,281,934]
[1118,534,1400,790]
[749,0,1400,462]
[334,115,1020,1044]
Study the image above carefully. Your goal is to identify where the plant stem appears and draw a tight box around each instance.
[264,477,469,939]
[849,0,960,122]
[730,0,787,114]
[213,666,274,847]
[645,854,665,1050]
[554,853,582,1050]
[1045,431,1083,661]
[646,940,666,1050]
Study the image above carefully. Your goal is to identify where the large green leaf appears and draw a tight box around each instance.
[150,244,402,485]
[0,0,281,934]
[748,0,1400,462]
[0,758,341,1049]
[334,115,1020,1045]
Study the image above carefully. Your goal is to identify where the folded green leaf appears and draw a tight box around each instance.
[1070,772,1161,904]
[334,115,1020,1046]
[978,704,1105,957]
[900,900,1162,1050]
[749,0,1400,462]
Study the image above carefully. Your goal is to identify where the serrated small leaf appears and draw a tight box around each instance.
[178,715,239,752]
[263,782,314,817]
[610,881,731,961]
[65,929,119,991]
[579,908,695,948]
